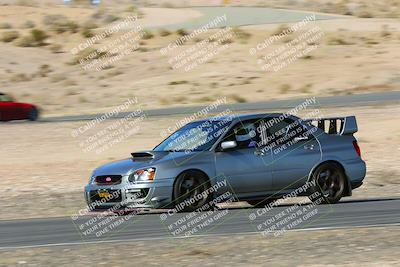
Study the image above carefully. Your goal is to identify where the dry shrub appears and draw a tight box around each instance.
[141,30,154,40]
[176,28,189,36]
[31,29,48,45]
[22,20,35,29]
[50,74,66,83]
[221,38,233,44]
[1,31,19,42]
[326,36,352,45]
[169,80,188,85]
[15,36,35,47]
[103,14,120,23]
[357,10,374,18]
[82,20,98,29]
[280,84,291,94]
[17,0,37,7]
[82,28,94,38]
[125,5,138,13]
[15,29,49,47]
[159,28,171,37]
[272,24,291,36]
[233,27,251,42]
[230,94,246,103]
[49,43,63,53]
[38,64,53,77]
[0,22,12,29]
[71,48,106,65]
[10,73,31,82]
[43,15,79,34]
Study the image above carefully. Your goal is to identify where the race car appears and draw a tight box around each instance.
[85,113,366,212]
[0,92,39,121]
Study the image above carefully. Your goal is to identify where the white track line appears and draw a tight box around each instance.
[1,222,399,250]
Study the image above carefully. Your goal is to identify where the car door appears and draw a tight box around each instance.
[266,116,322,190]
[12,103,28,120]
[0,94,17,120]
[0,96,13,121]
[0,102,6,120]
[214,119,274,197]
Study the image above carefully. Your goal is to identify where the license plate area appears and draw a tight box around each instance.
[90,189,122,203]
[98,190,112,198]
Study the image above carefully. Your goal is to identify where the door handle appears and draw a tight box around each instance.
[304,144,315,150]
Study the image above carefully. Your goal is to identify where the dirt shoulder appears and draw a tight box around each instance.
[0,226,399,266]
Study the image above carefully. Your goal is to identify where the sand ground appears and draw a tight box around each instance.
[0,226,399,266]
[0,2,399,116]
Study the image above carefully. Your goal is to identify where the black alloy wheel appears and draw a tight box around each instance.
[309,162,346,204]
[173,170,211,212]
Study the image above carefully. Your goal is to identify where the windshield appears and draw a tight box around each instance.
[0,94,14,102]
[154,119,232,152]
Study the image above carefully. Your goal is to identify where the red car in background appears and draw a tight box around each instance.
[0,93,39,121]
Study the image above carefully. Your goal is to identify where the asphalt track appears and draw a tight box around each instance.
[0,198,399,250]
[38,91,400,123]
[163,6,340,29]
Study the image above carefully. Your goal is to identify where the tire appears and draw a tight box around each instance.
[28,107,39,121]
[247,198,277,208]
[173,170,212,212]
[309,162,346,204]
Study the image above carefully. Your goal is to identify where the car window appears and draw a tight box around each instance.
[266,117,310,146]
[221,119,264,149]
[0,94,13,102]
[154,119,231,152]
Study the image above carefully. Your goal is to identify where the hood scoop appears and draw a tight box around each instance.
[131,151,154,161]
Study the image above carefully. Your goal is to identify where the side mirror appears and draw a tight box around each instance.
[293,136,309,142]
[220,140,237,150]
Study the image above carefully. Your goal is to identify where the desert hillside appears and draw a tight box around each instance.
[0,1,399,116]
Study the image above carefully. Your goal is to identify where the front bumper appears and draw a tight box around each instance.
[84,177,174,210]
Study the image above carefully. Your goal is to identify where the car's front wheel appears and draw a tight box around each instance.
[28,107,39,121]
[309,162,346,204]
[173,170,212,212]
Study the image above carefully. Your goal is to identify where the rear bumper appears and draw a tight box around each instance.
[344,158,366,188]
[350,181,363,190]
[84,178,174,210]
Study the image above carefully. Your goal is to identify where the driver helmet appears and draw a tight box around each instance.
[235,122,257,142]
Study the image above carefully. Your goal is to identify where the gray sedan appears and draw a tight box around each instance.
[84,113,366,212]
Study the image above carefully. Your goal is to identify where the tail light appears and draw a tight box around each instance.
[352,140,361,158]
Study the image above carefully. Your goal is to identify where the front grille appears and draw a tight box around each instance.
[95,175,122,185]
[89,189,122,203]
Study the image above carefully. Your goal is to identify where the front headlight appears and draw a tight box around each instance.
[129,167,156,182]
[89,173,96,184]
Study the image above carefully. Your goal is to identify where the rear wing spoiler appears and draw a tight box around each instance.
[305,116,358,135]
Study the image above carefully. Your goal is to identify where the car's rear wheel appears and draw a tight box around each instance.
[309,162,346,204]
[247,198,277,208]
[173,170,211,212]
[28,107,39,121]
